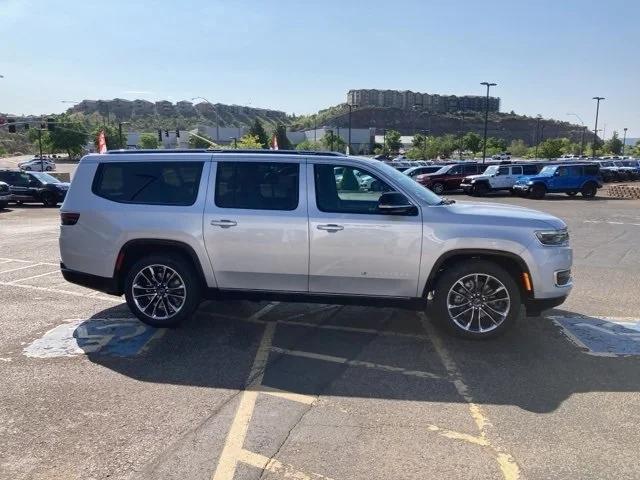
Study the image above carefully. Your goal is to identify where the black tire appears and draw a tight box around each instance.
[473,182,489,196]
[566,191,578,197]
[431,259,522,339]
[0,201,7,210]
[529,183,546,199]
[431,182,445,195]
[23,166,31,171]
[124,254,202,328]
[41,191,58,207]
[581,182,597,198]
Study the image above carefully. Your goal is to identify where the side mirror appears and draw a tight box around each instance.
[377,192,417,215]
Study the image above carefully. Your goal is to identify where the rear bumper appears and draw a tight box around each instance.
[60,263,120,295]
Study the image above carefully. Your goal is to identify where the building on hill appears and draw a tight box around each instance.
[347,89,499,114]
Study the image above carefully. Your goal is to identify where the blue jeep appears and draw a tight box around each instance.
[513,163,603,199]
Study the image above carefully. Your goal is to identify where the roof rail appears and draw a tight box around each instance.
[106,149,346,157]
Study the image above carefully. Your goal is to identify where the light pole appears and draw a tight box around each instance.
[567,112,586,155]
[480,82,497,164]
[192,97,220,142]
[622,127,628,156]
[534,115,542,160]
[347,103,357,155]
[592,97,604,158]
[118,121,130,149]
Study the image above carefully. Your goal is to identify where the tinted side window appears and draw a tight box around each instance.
[498,166,510,175]
[511,166,523,175]
[522,165,539,175]
[92,162,203,206]
[556,167,569,177]
[567,166,582,176]
[314,164,393,214]
[584,165,599,175]
[464,164,479,174]
[448,165,463,175]
[0,172,8,182]
[215,162,299,211]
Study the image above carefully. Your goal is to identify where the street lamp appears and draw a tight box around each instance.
[480,82,497,164]
[567,113,586,155]
[191,96,220,141]
[534,115,542,160]
[622,127,628,156]
[592,97,605,158]
[118,121,130,148]
[347,103,357,155]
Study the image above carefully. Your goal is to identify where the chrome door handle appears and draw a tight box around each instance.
[317,224,344,232]
[210,219,237,228]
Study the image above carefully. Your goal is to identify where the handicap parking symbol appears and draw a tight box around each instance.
[551,315,640,356]
[24,318,161,358]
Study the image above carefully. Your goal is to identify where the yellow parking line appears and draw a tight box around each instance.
[419,314,521,480]
[270,346,442,380]
[256,385,317,405]
[212,315,277,480]
[239,449,335,480]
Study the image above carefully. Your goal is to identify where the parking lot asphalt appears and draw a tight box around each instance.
[1,189,639,480]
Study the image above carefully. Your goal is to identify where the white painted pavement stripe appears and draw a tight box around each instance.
[10,270,60,284]
[0,259,13,264]
[583,219,640,227]
[270,346,442,380]
[0,263,44,274]
[0,281,121,303]
[211,320,277,480]
[0,257,58,266]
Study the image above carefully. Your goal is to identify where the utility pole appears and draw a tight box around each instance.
[38,128,43,169]
[192,96,221,143]
[480,82,497,164]
[580,126,587,156]
[459,112,465,160]
[347,103,357,155]
[622,127,628,156]
[534,115,542,160]
[592,97,604,159]
[118,121,129,149]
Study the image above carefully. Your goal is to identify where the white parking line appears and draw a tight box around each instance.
[270,346,442,380]
[0,257,58,266]
[584,219,640,227]
[0,281,121,303]
[0,263,45,274]
[10,270,60,284]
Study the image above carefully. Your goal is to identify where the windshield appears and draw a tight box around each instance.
[538,166,556,176]
[601,161,614,167]
[29,172,61,183]
[375,161,442,206]
[482,165,499,175]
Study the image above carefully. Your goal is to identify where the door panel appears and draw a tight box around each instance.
[203,159,309,292]
[307,163,422,297]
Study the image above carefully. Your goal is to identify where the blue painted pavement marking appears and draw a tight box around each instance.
[551,315,640,356]
[24,318,162,358]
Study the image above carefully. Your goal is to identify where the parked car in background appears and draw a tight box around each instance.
[18,158,56,172]
[613,160,640,180]
[492,152,511,161]
[59,150,572,339]
[460,163,542,196]
[415,162,485,194]
[593,160,620,182]
[513,163,602,199]
[0,170,69,207]
[403,165,446,179]
[0,181,12,209]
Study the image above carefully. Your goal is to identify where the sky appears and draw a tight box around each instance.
[1,0,638,138]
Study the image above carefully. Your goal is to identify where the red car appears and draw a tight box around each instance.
[415,163,487,194]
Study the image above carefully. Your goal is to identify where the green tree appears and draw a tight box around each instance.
[138,132,160,149]
[604,131,623,155]
[462,132,482,155]
[295,139,322,151]
[538,138,564,159]
[384,130,402,152]
[274,124,291,150]
[248,119,269,148]
[634,140,640,157]
[508,139,529,157]
[188,132,217,148]
[321,130,346,152]
[27,128,53,154]
[236,134,263,149]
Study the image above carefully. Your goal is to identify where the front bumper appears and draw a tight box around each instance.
[0,194,12,203]
[524,295,568,316]
[460,183,473,192]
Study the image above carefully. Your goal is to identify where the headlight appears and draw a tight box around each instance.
[535,229,569,246]
[527,181,535,185]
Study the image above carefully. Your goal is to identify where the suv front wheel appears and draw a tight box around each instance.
[431,259,521,339]
[124,254,202,327]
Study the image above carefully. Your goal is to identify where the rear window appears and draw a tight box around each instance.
[215,161,299,211]
[92,162,203,206]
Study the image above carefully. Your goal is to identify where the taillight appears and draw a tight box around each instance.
[60,212,80,225]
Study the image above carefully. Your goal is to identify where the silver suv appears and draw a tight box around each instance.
[59,150,573,339]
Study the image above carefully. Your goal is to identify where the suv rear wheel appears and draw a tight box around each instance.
[431,259,521,339]
[124,254,201,327]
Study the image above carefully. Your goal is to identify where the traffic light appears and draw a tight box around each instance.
[157,129,162,142]
[164,129,169,138]
[7,118,16,133]
[47,118,55,131]
[175,129,180,138]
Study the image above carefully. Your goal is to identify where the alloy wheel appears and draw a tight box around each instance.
[131,264,187,320]
[446,273,511,333]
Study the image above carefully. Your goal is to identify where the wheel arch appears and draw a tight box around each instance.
[114,239,208,294]
[422,249,533,299]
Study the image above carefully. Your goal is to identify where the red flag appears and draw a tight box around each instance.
[271,134,278,150]
[97,130,107,153]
